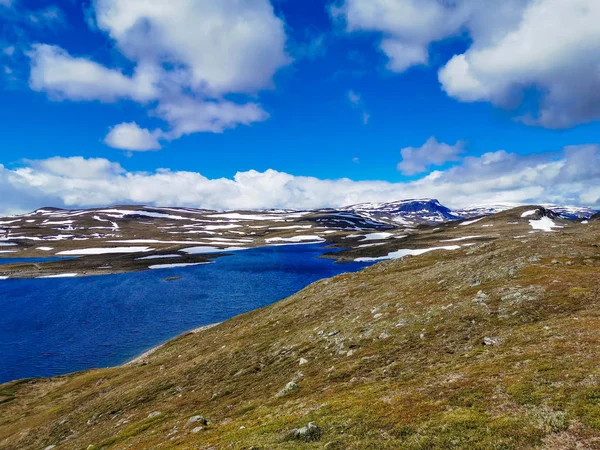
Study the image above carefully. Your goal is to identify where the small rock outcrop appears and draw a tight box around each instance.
[288,422,322,442]
[275,381,299,398]
[185,415,208,428]
[483,337,500,346]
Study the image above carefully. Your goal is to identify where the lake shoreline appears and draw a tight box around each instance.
[125,323,221,366]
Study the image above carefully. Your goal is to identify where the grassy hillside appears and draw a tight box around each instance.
[1,214,599,449]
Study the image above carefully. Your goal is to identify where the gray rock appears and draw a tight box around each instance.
[147,411,161,419]
[191,426,204,433]
[275,381,299,398]
[299,357,309,366]
[185,415,208,428]
[289,422,322,442]
[483,337,500,346]
[473,290,489,305]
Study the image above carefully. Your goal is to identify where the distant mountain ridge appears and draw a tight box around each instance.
[342,199,462,226]
[344,198,596,226]
[27,199,598,230]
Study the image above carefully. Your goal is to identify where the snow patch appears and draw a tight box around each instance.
[180,246,247,254]
[265,235,325,244]
[529,217,562,232]
[355,245,461,262]
[358,232,393,241]
[137,254,182,260]
[357,243,386,248]
[38,273,79,278]
[440,235,484,242]
[521,210,538,218]
[57,247,153,255]
[149,263,210,269]
[459,217,484,226]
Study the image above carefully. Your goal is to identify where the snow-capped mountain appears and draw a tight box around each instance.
[343,199,597,226]
[452,203,522,219]
[539,204,597,219]
[342,199,462,226]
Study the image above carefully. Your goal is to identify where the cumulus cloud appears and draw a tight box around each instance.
[332,0,467,72]
[28,44,159,102]
[93,0,290,96]
[155,97,269,138]
[25,156,125,179]
[0,144,598,215]
[439,0,600,128]
[334,0,600,128]
[104,123,162,151]
[397,137,465,175]
[26,0,291,148]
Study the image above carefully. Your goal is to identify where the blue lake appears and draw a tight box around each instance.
[0,244,371,384]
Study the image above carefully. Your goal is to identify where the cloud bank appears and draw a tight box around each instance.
[1,144,598,215]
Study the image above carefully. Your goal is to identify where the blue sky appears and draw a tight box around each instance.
[0,0,599,213]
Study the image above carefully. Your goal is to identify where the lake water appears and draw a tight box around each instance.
[0,244,371,383]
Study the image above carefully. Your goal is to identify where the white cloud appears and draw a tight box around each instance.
[26,0,291,147]
[104,123,162,151]
[397,137,465,175]
[155,97,269,138]
[335,0,600,128]
[439,0,600,128]
[93,0,290,96]
[0,145,598,215]
[3,46,15,56]
[379,39,429,73]
[26,156,125,179]
[28,44,159,102]
[332,0,467,72]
